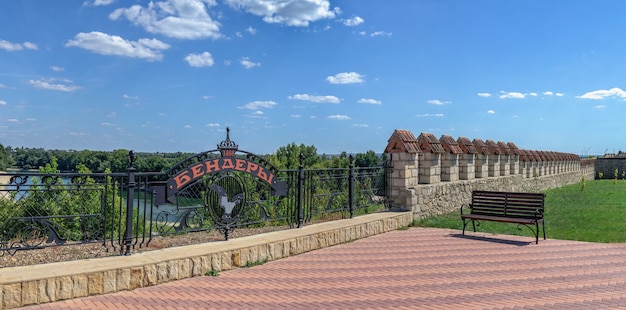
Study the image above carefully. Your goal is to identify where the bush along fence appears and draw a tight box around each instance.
[0,131,390,258]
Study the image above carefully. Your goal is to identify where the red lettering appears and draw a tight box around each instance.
[190,163,205,179]
[205,159,220,172]
[173,170,192,189]
[246,162,258,174]
[235,159,247,171]
[222,158,235,170]
[257,169,274,184]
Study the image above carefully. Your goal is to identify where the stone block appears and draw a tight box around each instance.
[2,283,21,309]
[87,272,103,296]
[21,280,38,306]
[72,274,88,298]
[144,264,157,286]
[116,269,130,291]
[38,278,55,303]
[130,267,144,290]
[55,276,73,300]
[102,270,117,294]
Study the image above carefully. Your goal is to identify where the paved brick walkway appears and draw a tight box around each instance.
[23,228,626,309]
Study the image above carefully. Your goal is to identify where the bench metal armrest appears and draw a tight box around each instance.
[460,204,471,215]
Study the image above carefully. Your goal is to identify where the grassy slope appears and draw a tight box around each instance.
[414,179,626,243]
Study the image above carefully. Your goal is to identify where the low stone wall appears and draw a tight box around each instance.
[0,211,411,309]
[407,170,594,220]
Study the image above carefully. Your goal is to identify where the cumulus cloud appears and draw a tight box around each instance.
[427,99,450,105]
[50,66,65,72]
[577,87,626,100]
[185,51,214,67]
[477,92,492,97]
[344,16,363,26]
[240,57,260,69]
[499,91,525,99]
[28,78,81,92]
[326,72,364,84]
[358,98,381,105]
[327,114,350,120]
[65,31,170,61]
[487,110,495,114]
[289,94,340,104]
[239,100,277,109]
[0,100,6,106]
[206,123,220,127]
[109,0,221,40]
[225,0,339,27]
[0,39,38,51]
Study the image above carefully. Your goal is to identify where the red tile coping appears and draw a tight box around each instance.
[457,137,478,154]
[384,129,421,153]
[417,132,445,153]
[439,134,464,154]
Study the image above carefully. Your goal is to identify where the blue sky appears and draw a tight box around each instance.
[1,0,625,156]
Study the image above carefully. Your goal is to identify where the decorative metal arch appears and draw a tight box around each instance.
[153,128,288,240]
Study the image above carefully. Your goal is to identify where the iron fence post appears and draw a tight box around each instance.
[124,150,136,256]
[297,153,305,228]
[349,154,354,218]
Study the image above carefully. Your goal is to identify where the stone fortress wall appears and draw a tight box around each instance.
[384,129,596,219]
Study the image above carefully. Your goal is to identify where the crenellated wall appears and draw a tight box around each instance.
[384,129,596,219]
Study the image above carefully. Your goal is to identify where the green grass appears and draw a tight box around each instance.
[414,179,626,243]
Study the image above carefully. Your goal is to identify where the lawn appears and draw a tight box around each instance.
[414,179,626,243]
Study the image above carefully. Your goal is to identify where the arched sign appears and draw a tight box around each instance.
[156,128,287,205]
[166,156,286,201]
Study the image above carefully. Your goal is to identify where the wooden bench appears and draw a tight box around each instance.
[460,190,546,244]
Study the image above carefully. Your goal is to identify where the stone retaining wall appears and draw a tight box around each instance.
[0,212,412,309]
[408,170,594,219]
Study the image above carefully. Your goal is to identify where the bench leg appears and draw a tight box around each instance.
[542,221,546,240]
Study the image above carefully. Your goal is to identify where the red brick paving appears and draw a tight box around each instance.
[22,228,626,309]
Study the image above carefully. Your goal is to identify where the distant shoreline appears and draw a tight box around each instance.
[0,171,9,191]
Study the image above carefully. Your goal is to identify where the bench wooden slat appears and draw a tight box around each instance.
[460,190,546,244]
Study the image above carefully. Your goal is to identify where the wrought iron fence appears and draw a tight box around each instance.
[0,153,390,258]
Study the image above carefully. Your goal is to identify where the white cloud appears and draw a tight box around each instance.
[224,0,339,27]
[344,16,364,26]
[487,110,495,114]
[65,31,170,61]
[240,57,260,69]
[246,26,257,34]
[327,114,350,120]
[529,92,538,96]
[239,100,277,109]
[416,113,444,117]
[0,84,6,89]
[358,98,381,105]
[499,91,525,99]
[289,94,340,104]
[84,0,115,6]
[353,123,369,127]
[109,0,221,40]
[202,95,213,100]
[0,39,38,51]
[123,94,139,100]
[427,99,450,105]
[290,114,301,118]
[28,78,81,92]
[556,93,564,97]
[206,123,220,127]
[370,31,392,37]
[7,118,19,123]
[477,92,492,98]
[0,100,6,106]
[577,87,626,100]
[543,91,553,96]
[594,105,606,109]
[184,125,192,129]
[326,72,364,84]
[50,66,65,72]
[185,51,214,67]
